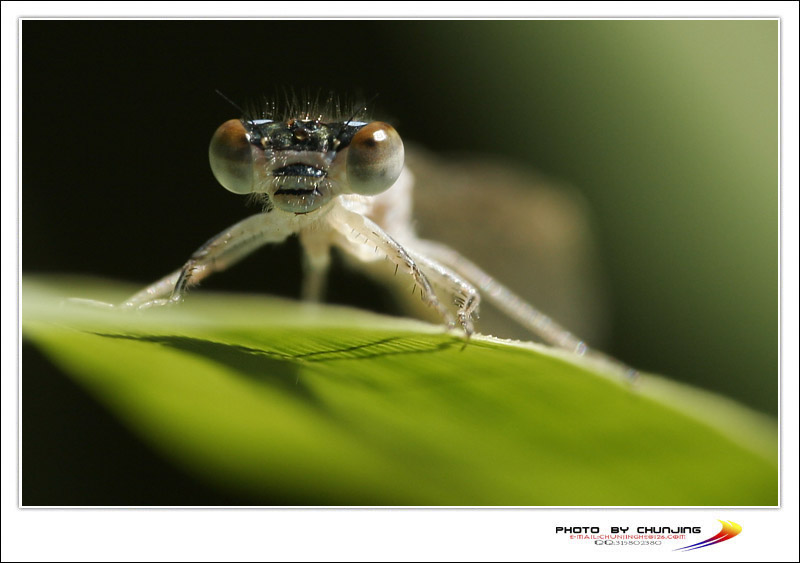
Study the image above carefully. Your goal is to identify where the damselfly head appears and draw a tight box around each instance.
[208,96,404,214]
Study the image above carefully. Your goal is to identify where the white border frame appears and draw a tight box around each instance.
[3,2,797,562]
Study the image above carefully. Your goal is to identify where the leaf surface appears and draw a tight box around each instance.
[21,276,777,505]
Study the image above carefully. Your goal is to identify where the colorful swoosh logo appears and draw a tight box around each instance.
[675,520,742,551]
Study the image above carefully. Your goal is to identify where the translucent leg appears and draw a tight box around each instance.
[327,205,457,330]
[122,213,294,309]
[414,239,638,377]
[299,228,332,303]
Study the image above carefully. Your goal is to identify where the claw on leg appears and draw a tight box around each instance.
[410,249,480,339]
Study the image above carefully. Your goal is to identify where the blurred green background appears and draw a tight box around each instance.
[22,20,778,503]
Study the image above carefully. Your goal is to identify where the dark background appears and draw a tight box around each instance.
[22,20,778,504]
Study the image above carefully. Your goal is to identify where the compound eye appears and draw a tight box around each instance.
[209,119,257,194]
[346,122,404,195]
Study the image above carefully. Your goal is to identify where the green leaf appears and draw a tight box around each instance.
[22,275,777,505]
